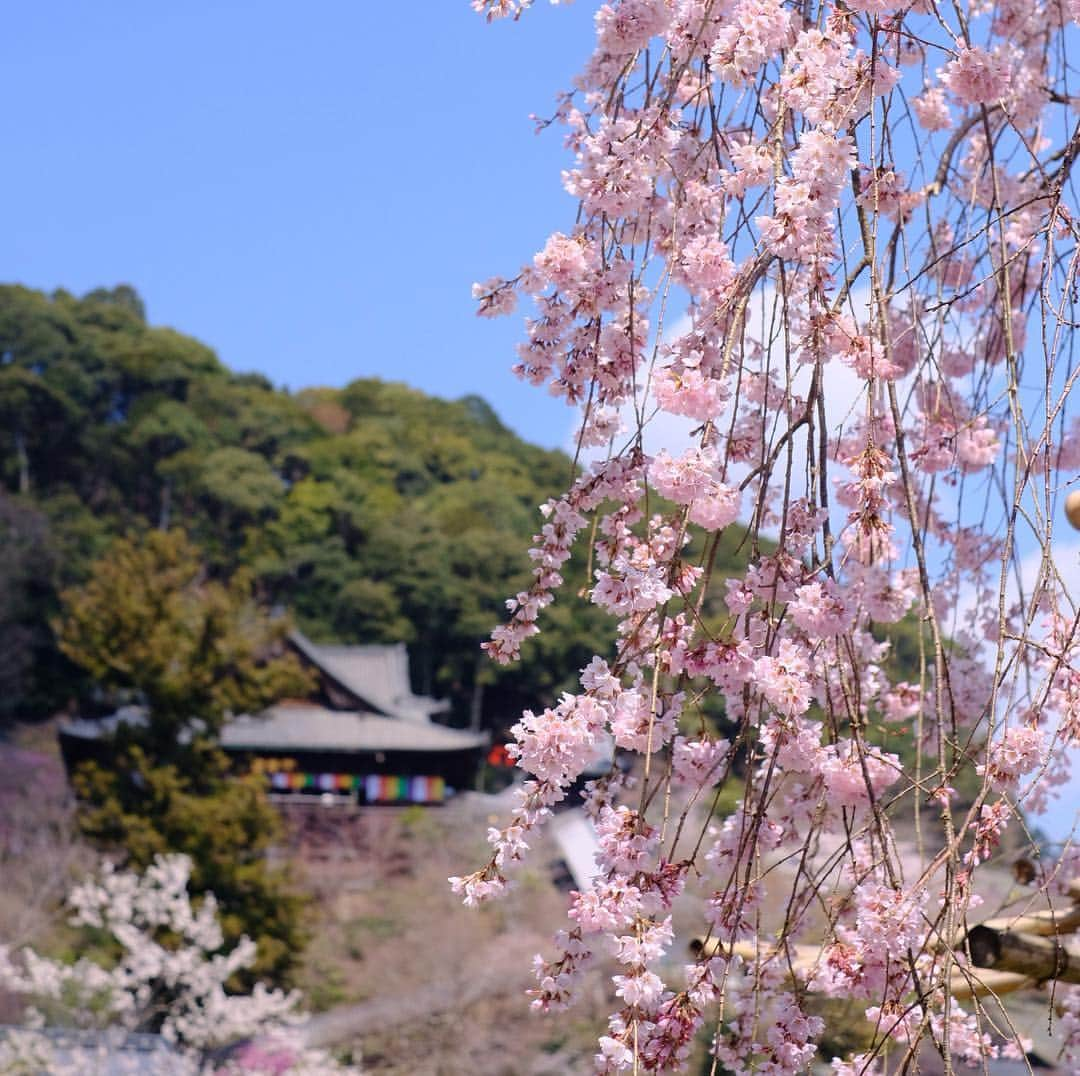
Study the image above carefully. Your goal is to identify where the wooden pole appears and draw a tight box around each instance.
[689,938,1033,1000]
[966,924,1080,984]
[950,967,1034,1001]
[975,904,1080,938]
[689,883,1080,1000]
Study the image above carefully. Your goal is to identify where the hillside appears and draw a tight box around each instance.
[0,283,611,731]
[0,282,929,759]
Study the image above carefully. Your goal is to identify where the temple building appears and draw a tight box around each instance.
[59,632,487,806]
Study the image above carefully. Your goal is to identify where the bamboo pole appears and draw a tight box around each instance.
[975,903,1080,938]
[950,967,1034,1001]
[690,884,1080,999]
[690,937,818,965]
[966,924,1080,985]
[689,937,1034,1000]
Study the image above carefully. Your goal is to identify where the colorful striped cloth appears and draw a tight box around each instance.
[265,771,445,803]
[410,775,445,803]
[363,774,445,803]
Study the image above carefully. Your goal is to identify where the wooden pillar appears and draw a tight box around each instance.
[967,924,1080,984]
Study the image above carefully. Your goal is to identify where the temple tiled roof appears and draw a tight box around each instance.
[220,703,487,753]
[60,636,486,760]
[288,632,450,723]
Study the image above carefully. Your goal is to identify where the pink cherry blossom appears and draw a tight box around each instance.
[941,46,1012,106]
[460,0,1080,1068]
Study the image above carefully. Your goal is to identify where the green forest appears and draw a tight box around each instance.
[0,281,951,990]
[0,283,615,733]
[0,283,928,748]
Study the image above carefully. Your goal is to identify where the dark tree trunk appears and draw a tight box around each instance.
[469,675,483,732]
[14,430,29,493]
[158,478,172,530]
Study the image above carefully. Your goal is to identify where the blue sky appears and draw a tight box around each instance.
[1,1,598,450]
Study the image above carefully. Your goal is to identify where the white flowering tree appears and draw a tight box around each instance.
[455,0,1080,1071]
[0,855,359,1075]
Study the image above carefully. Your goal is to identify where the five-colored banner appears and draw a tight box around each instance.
[266,770,446,804]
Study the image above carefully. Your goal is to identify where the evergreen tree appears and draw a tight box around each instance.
[57,529,312,986]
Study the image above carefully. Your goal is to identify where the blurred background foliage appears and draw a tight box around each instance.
[0,282,969,994]
[0,282,941,763]
[0,283,617,734]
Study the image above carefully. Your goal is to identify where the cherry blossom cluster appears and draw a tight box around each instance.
[459,0,1080,1069]
[484,456,644,664]
[0,855,359,1075]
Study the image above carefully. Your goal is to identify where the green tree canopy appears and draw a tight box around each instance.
[0,283,611,733]
[73,746,306,987]
[56,528,313,987]
[56,529,311,752]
